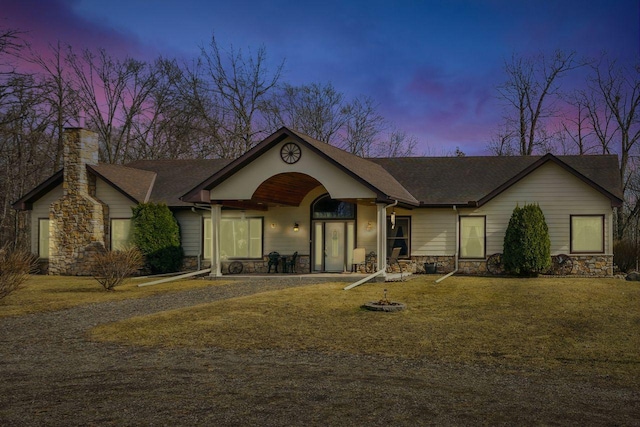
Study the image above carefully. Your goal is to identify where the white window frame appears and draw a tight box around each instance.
[204,217,263,260]
[111,219,133,251]
[459,216,486,259]
[570,215,604,254]
[38,218,50,259]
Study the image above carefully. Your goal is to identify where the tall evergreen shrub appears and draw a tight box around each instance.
[502,204,551,276]
[132,203,183,274]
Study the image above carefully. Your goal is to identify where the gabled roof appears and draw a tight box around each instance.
[126,159,232,207]
[370,153,623,207]
[12,169,63,211]
[88,164,157,203]
[13,128,623,212]
[181,127,419,206]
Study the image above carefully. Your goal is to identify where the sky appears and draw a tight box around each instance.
[3,0,639,155]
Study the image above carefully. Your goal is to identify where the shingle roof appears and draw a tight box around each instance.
[13,128,623,211]
[125,159,232,207]
[89,164,157,203]
[288,130,419,205]
[181,127,420,205]
[369,154,623,206]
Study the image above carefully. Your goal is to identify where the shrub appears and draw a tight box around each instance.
[93,247,144,291]
[0,246,37,300]
[502,204,551,276]
[614,239,638,273]
[132,203,183,274]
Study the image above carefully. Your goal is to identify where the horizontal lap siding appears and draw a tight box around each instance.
[410,208,457,256]
[95,181,135,218]
[175,210,202,256]
[460,162,612,255]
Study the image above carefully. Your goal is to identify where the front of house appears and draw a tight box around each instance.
[14,127,623,278]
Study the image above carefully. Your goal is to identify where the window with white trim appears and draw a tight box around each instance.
[460,216,485,259]
[204,217,263,259]
[38,218,50,259]
[111,219,133,251]
[571,215,604,253]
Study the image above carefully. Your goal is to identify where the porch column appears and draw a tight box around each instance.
[376,203,387,273]
[209,204,223,277]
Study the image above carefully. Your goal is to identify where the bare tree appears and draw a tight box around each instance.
[497,50,581,155]
[66,47,160,164]
[340,95,385,156]
[198,35,283,157]
[585,57,640,239]
[560,91,597,155]
[263,82,348,143]
[27,42,80,171]
[373,127,417,158]
[487,124,517,156]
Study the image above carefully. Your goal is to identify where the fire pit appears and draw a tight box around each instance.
[362,289,406,312]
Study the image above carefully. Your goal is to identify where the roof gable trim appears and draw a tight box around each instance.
[476,153,623,208]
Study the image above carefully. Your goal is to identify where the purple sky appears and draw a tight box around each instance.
[3,0,639,155]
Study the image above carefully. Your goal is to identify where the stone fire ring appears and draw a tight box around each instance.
[363,301,406,312]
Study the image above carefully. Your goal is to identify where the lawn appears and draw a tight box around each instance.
[90,275,640,387]
[0,274,231,318]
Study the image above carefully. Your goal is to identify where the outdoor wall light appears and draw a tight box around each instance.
[293,222,299,232]
[270,223,276,229]
[391,211,396,230]
[366,221,373,231]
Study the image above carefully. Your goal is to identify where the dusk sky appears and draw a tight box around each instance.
[3,0,639,155]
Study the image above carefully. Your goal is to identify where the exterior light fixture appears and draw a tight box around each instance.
[270,223,276,229]
[293,222,299,232]
[391,211,396,230]
[366,221,373,231]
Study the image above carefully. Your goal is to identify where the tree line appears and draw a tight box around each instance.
[1,27,639,257]
[0,29,415,248]
[489,50,640,245]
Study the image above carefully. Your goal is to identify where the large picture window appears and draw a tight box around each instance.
[38,218,49,259]
[460,216,485,259]
[387,216,410,258]
[571,215,604,253]
[204,217,263,259]
[111,219,133,251]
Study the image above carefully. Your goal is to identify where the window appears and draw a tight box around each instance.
[312,194,356,219]
[38,218,49,259]
[387,216,410,258]
[204,217,263,259]
[571,215,604,253]
[460,216,485,259]
[111,219,133,251]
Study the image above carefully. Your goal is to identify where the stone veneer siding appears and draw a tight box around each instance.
[185,253,613,277]
[48,128,108,276]
[397,255,613,277]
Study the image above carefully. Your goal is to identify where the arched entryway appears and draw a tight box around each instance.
[311,194,356,272]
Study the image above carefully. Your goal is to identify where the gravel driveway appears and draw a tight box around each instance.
[1,278,638,426]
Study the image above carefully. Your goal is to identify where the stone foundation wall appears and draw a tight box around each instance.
[568,255,613,276]
[217,255,311,275]
[405,254,613,277]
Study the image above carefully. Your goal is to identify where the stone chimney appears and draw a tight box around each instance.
[48,128,109,275]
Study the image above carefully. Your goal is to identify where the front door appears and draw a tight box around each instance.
[312,221,355,272]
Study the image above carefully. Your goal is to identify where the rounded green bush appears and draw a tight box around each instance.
[503,204,551,276]
[132,203,184,274]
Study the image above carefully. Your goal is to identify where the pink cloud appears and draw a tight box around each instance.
[3,0,153,60]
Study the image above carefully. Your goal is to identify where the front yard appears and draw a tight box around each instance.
[85,275,640,388]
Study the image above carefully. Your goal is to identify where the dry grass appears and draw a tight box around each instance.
[0,274,231,318]
[91,275,640,386]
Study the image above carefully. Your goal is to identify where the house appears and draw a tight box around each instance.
[13,127,623,277]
